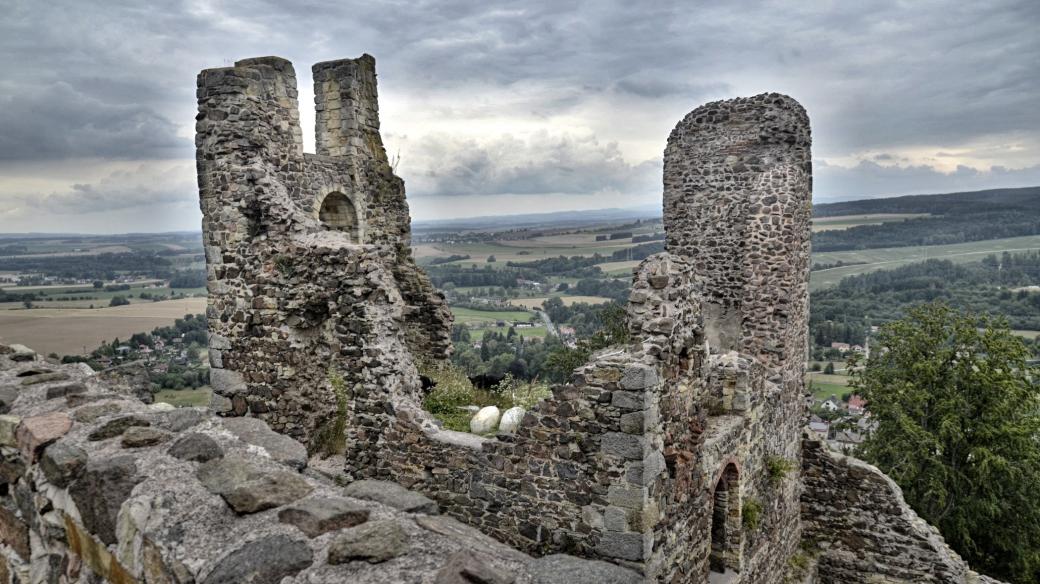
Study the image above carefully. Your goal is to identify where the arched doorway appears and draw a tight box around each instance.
[709,462,741,578]
[318,192,360,242]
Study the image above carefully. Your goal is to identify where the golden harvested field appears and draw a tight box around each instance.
[595,260,640,275]
[811,213,929,232]
[0,298,206,356]
[508,295,612,309]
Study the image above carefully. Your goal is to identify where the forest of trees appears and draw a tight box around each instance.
[812,186,1040,251]
[0,250,205,286]
[852,305,1040,583]
[810,252,1040,345]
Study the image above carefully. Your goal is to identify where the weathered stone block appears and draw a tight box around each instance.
[600,432,643,460]
[278,497,370,537]
[618,412,644,434]
[121,426,171,448]
[434,550,515,584]
[595,531,646,561]
[69,455,140,545]
[17,412,72,460]
[0,505,29,560]
[619,366,657,390]
[168,433,223,462]
[197,456,313,514]
[88,415,150,441]
[0,415,20,447]
[607,484,646,510]
[201,534,312,584]
[611,391,643,410]
[40,442,87,487]
[344,479,438,514]
[219,416,307,470]
[327,520,409,564]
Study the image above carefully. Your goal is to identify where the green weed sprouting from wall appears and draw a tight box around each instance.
[766,455,796,487]
[742,497,762,531]
[273,255,295,278]
[313,370,349,456]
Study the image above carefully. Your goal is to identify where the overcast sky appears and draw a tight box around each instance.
[1,0,1038,233]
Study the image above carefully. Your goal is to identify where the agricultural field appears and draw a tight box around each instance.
[450,307,537,325]
[508,295,612,309]
[0,298,206,356]
[811,213,929,232]
[154,387,212,408]
[810,234,1040,290]
[0,281,205,309]
[807,372,852,401]
[595,260,640,276]
[417,241,637,266]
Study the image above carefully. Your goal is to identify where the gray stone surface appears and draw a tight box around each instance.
[168,432,223,462]
[327,520,410,564]
[278,496,370,537]
[39,442,86,488]
[68,455,140,545]
[435,550,516,584]
[87,415,150,441]
[201,534,312,584]
[121,426,170,448]
[527,555,642,584]
[219,416,308,470]
[344,479,439,514]
[197,456,313,514]
[601,432,644,460]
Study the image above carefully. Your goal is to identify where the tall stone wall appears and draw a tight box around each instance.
[327,93,814,584]
[801,439,1003,584]
[0,345,642,584]
[196,55,452,448]
[663,93,812,383]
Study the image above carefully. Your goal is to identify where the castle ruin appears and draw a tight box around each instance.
[0,54,1003,584]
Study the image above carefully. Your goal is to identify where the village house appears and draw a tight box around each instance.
[847,394,867,415]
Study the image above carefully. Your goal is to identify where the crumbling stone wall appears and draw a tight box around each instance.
[801,439,1003,584]
[329,93,813,584]
[195,55,1003,584]
[196,55,452,447]
[196,56,819,582]
[0,345,642,584]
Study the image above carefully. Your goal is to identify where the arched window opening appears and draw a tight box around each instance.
[319,192,359,241]
[709,463,741,579]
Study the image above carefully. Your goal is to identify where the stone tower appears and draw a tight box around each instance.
[196,56,453,446]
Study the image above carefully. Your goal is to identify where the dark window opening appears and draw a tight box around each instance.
[319,192,359,242]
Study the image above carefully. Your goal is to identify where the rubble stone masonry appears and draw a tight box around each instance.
[191,55,1007,584]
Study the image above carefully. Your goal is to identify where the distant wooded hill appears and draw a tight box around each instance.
[814,186,1040,217]
[812,186,1040,251]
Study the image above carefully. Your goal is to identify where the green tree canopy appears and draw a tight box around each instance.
[851,303,1040,583]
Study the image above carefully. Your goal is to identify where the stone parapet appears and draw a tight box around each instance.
[0,345,640,584]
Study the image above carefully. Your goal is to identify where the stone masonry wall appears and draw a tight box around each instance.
[0,344,643,584]
[196,56,1001,584]
[801,439,1003,584]
[195,56,820,583]
[196,55,452,448]
[335,94,814,584]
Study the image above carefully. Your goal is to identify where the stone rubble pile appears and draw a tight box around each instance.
[0,345,641,584]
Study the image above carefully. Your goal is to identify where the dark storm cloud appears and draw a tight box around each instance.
[815,160,1040,202]
[405,132,660,197]
[0,0,1038,229]
[0,82,187,160]
[19,164,197,214]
